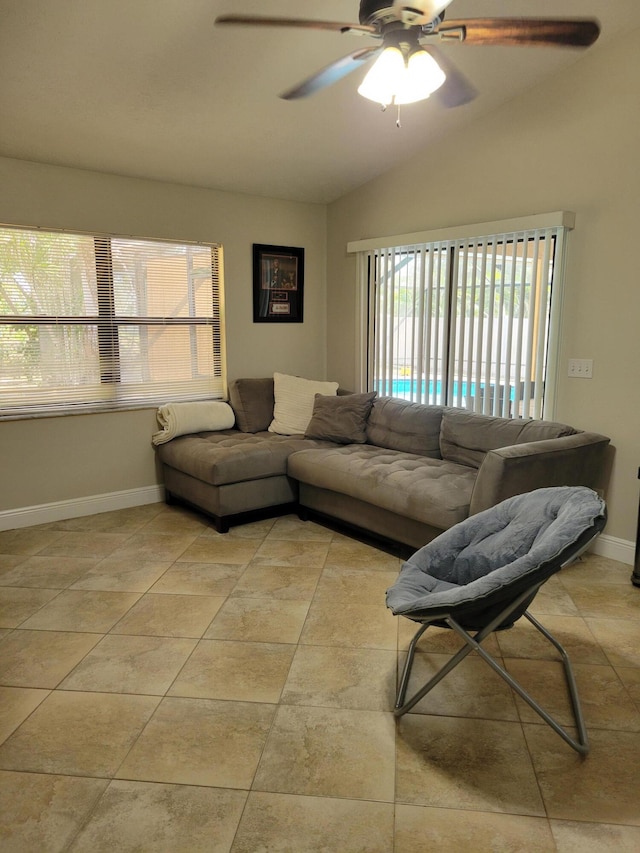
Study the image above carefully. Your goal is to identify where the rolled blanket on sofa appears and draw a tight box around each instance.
[152,401,235,445]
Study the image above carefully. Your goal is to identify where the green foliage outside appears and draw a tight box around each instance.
[0,230,97,386]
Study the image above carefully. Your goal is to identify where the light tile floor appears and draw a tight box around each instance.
[0,503,639,852]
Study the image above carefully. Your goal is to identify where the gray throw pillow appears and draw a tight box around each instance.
[305,392,377,444]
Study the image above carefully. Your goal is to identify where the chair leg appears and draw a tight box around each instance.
[523,611,589,753]
[395,623,430,711]
[445,615,589,755]
[395,624,478,715]
[394,588,589,755]
[395,583,540,718]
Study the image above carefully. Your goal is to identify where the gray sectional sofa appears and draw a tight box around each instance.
[154,377,610,550]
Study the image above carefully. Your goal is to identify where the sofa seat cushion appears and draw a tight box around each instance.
[288,445,477,530]
[156,430,333,487]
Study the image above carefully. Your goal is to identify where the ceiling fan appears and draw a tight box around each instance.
[215,1,600,111]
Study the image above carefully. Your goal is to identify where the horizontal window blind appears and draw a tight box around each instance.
[355,214,571,420]
[0,226,225,418]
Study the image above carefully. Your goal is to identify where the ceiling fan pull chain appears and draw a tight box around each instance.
[396,105,402,128]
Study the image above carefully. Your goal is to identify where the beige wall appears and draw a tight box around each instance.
[2,28,639,546]
[326,28,640,545]
[0,158,327,512]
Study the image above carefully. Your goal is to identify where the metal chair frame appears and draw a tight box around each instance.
[395,579,590,755]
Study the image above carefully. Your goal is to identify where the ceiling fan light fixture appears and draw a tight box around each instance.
[357,44,446,106]
[357,45,405,106]
[396,48,446,104]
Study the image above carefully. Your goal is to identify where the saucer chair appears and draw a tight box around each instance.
[386,486,607,755]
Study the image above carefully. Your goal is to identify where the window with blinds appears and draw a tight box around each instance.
[352,213,572,420]
[0,226,225,418]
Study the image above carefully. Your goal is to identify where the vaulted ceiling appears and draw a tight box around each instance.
[2,1,639,203]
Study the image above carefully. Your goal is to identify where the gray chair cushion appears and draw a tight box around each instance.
[386,486,606,623]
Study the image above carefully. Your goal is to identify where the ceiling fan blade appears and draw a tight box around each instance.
[215,15,375,36]
[280,47,382,100]
[435,18,600,48]
[422,46,478,108]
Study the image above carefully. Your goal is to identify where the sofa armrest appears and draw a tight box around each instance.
[469,432,610,515]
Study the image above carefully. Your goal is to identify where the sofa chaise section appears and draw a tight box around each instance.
[158,430,329,531]
[155,378,333,532]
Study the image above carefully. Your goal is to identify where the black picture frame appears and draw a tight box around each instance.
[253,244,304,323]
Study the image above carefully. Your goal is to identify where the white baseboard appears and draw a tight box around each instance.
[590,533,635,566]
[0,490,636,568]
[0,485,165,531]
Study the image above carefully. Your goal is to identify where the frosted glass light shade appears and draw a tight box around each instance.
[358,46,446,106]
[395,49,446,104]
[357,46,405,106]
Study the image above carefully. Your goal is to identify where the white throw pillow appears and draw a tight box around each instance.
[269,372,339,435]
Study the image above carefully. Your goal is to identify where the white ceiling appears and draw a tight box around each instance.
[1,1,639,204]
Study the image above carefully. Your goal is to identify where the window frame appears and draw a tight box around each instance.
[0,224,226,420]
[350,212,574,420]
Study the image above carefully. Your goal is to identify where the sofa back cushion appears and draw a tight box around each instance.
[228,378,275,433]
[366,397,444,457]
[440,408,578,469]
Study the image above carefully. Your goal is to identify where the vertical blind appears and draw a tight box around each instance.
[353,214,572,420]
[0,226,225,417]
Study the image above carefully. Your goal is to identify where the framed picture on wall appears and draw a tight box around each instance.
[253,244,304,323]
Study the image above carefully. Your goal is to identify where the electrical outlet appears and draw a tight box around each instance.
[568,358,593,378]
